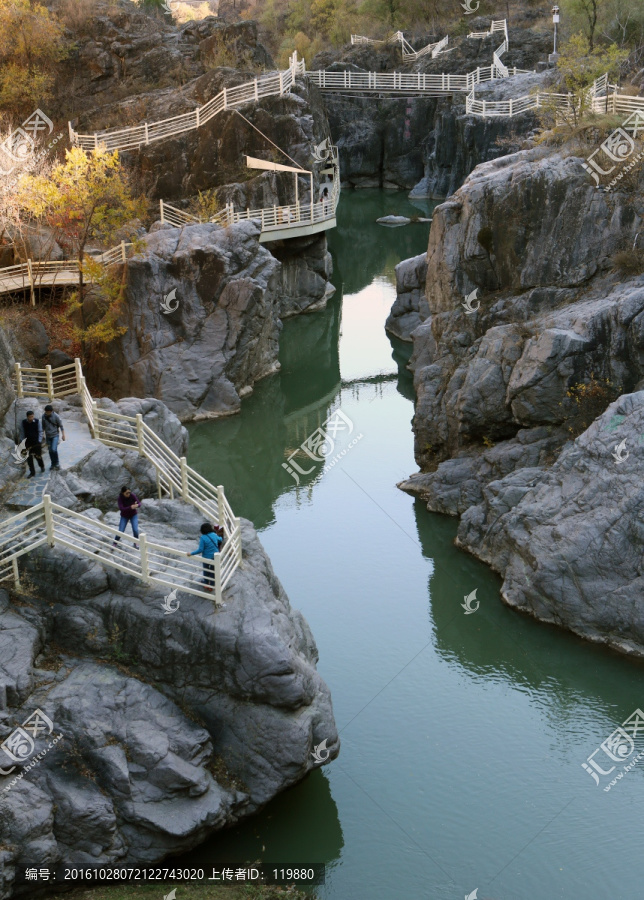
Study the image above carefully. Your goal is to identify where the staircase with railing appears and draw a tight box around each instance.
[3,360,242,605]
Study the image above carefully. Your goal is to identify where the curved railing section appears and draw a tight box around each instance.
[160,145,340,240]
[0,242,134,301]
[7,359,242,604]
[68,52,305,152]
[350,31,449,62]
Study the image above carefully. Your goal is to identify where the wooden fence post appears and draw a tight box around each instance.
[216,485,225,528]
[45,365,54,399]
[136,414,144,455]
[139,533,150,582]
[14,362,23,398]
[74,358,83,395]
[214,553,222,605]
[11,557,20,589]
[42,494,55,547]
[180,457,189,500]
[92,400,99,440]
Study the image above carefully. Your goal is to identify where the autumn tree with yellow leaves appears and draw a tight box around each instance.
[0,0,68,115]
[15,147,147,358]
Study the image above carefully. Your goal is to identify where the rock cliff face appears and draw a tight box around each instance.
[0,397,338,885]
[88,221,283,420]
[397,143,644,654]
[313,28,549,195]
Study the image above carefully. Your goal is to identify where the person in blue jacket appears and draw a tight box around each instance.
[187,523,222,592]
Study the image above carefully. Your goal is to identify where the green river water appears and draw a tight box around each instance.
[183,190,644,900]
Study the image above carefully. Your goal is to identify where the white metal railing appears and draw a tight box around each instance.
[160,146,340,235]
[464,74,644,119]
[469,19,508,40]
[0,242,133,301]
[0,495,234,605]
[11,359,242,604]
[350,31,448,61]
[69,52,306,152]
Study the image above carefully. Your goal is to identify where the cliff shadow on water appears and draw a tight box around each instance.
[413,495,644,739]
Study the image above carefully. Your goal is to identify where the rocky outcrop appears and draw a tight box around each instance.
[385,252,428,340]
[455,393,644,657]
[88,221,283,420]
[0,397,338,882]
[267,233,334,318]
[397,138,644,654]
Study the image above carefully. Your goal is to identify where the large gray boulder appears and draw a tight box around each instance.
[456,392,644,656]
[88,221,283,420]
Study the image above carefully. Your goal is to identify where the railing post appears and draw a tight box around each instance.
[223,87,227,108]
[180,456,189,500]
[214,553,222,605]
[92,400,99,439]
[42,494,55,547]
[27,258,35,307]
[235,517,242,565]
[14,362,23,398]
[136,413,144,455]
[121,240,126,262]
[160,198,165,223]
[139,533,150,582]
[11,557,20,589]
[216,485,225,527]
[196,107,200,127]
[144,122,149,144]
[94,134,98,150]
[254,78,259,101]
[68,121,74,145]
[279,72,284,94]
[74,358,83,394]
[509,97,513,117]
[45,365,54,399]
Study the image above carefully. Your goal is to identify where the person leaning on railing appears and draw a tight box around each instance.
[187,523,223,593]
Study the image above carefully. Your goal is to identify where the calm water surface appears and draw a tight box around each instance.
[184,191,644,900]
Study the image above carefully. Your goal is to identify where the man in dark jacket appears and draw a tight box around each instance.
[21,411,45,479]
[42,404,65,470]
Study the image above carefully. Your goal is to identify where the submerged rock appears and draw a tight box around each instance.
[377,215,411,226]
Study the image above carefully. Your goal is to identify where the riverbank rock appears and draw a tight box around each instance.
[396,138,644,654]
[87,221,283,420]
[0,395,338,879]
[266,233,335,318]
[385,253,428,341]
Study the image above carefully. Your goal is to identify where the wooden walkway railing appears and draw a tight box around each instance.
[8,359,241,604]
[69,52,305,152]
[0,242,133,303]
[350,31,449,62]
[160,146,340,239]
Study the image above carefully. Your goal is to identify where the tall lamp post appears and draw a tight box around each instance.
[550,5,560,64]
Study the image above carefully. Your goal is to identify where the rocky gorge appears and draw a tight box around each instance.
[392,138,644,656]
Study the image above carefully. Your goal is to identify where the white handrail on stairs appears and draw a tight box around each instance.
[10,359,242,604]
[69,52,306,153]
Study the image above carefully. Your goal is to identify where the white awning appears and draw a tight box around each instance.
[246,155,309,174]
